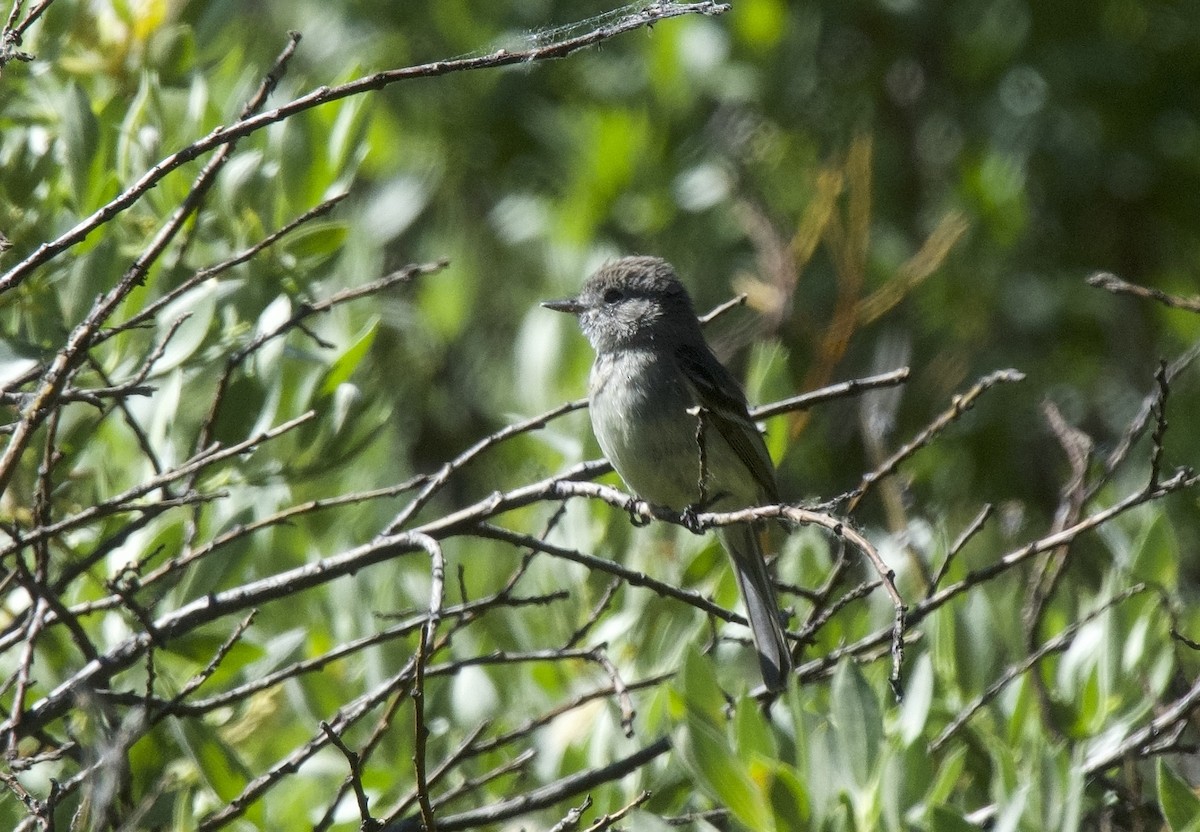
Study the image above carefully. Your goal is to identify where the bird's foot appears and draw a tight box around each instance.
[680,504,705,535]
[626,497,651,527]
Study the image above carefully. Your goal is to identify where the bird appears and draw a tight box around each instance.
[543,255,792,692]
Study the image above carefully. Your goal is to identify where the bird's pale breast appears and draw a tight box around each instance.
[589,348,761,511]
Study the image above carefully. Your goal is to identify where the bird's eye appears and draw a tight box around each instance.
[602,287,623,303]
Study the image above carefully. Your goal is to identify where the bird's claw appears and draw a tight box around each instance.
[681,504,704,534]
[626,498,650,527]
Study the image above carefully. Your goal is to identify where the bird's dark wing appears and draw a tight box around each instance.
[674,341,780,503]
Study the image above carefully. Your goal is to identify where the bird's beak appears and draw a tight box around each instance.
[541,297,585,315]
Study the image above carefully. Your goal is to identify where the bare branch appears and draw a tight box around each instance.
[476,522,743,625]
[1087,271,1200,313]
[320,722,379,832]
[930,503,992,593]
[1087,341,1200,500]
[751,367,910,421]
[411,534,446,832]
[548,796,593,832]
[383,737,672,832]
[840,368,1025,513]
[582,790,652,832]
[1147,359,1170,489]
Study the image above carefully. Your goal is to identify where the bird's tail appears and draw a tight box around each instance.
[719,524,792,692]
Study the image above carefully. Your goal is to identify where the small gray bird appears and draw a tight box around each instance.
[543,256,792,692]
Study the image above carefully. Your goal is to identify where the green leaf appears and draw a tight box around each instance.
[1061,748,1085,832]
[419,258,470,338]
[252,294,294,378]
[992,783,1030,832]
[154,279,218,374]
[116,71,156,180]
[675,646,779,829]
[733,693,776,760]
[1006,674,1034,747]
[925,746,968,807]
[1072,662,1103,737]
[930,605,960,692]
[62,81,100,203]
[318,319,378,397]
[831,660,884,790]
[766,763,811,828]
[896,652,934,746]
[172,717,254,804]
[676,712,771,831]
[1130,511,1179,587]
[148,23,197,80]
[327,92,372,175]
[965,150,1029,246]
[929,806,979,832]
[679,645,726,724]
[286,221,350,261]
[1158,758,1200,832]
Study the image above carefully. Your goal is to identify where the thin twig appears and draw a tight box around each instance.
[165,612,258,707]
[793,468,1199,687]
[698,293,747,324]
[384,737,672,832]
[1022,400,1094,740]
[751,366,910,420]
[581,789,652,832]
[565,578,623,649]
[840,368,1025,513]
[1087,271,1200,313]
[462,675,669,760]
[476,523,743,624]
[411,534,445,832]
[930,503,992,593]
[423,748,534,813]
[0,412,315,561]
[1148,359,1169,489]
[389,396,587,532]
[97,194,349,344]
[1086,341,1200,501]
[194,260,446,466]
[796,579,880,645]
[548,796,593,832]
[320,722,379,831]
[592,644,636,738]
[8,0,54,40]
[966,641,1200,827]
